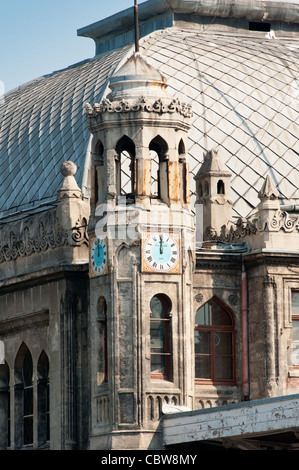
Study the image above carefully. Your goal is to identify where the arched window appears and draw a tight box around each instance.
[178,139,186,161]
[116,135,136,197]
[97,297,108,384]
[22,349,34,446]
[291,291,299,367]
[14,344,33,448]
[0,362,10,449]
[37,351,50,447]
[195,297,235,384]
[217,179,225,194]
[150,294,172,379]
[149,135,168,198]
[150,149,159,197]
[93,139,104,205]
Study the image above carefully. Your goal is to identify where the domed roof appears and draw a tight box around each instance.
[108,52,170,101]
[0,2,298,221]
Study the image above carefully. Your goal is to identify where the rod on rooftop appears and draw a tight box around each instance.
[134,0,140,53]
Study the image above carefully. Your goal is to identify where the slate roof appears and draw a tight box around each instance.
[0,23,298,221]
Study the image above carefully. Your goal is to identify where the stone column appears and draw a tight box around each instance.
[263,274,277,397]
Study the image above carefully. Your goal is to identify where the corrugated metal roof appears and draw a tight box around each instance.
[0,27,298,220]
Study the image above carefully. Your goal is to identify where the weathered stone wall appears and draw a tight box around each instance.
[0,265,89,449]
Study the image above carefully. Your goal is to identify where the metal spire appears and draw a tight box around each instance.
[134,0,140,53]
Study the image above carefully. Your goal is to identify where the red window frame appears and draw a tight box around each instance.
[291,291,299,369]
[195,297,236,385]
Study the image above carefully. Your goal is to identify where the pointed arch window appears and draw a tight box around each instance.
[217,179,225,194]
[149,135,168,199]
[93,139,104,205]
[291,291,299,367]
[22,349,34,446]
[0,363,10,449]
[195,297,235,385]
[37,351,50,446]
[178,139,186,161]
[150,294,172,379]
[116,136,136,198]
[97,296,108,384]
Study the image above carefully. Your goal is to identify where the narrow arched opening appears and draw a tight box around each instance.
[116,135,136,199]
[149,135,168,198]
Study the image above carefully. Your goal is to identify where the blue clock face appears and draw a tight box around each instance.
[91,237,107,276]
[143,233,179,272]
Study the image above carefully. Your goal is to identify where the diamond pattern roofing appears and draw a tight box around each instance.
[0,26,298,220]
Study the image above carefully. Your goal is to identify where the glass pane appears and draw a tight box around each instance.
[213,301,232,326]
[292,320,299,364]
[151,354,165,375]
[195,303,212,325]
[150,322,165,351]
[292,292,299,315]
[194,330,210,354]
[215,332,232,354]
[195,356,211,379]
[24,387,33,416]
[293,320,299,341]
[150,296,165,318]
[23,350,33,386]
[215,357,233,380]
[24,416,33,445]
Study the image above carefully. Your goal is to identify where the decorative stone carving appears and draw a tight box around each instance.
[0,209,89,264]
[204,208,299,243]
[228,294,239,306]
[86,96,193,119]
[195,293,203,303]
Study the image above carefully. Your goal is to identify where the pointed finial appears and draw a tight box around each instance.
[258,174,279,200]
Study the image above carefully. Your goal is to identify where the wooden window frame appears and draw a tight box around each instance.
[195,297,236,386]
[150,294,172,380]
[291,291,299,369]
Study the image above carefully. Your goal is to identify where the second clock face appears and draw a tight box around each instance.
[90,237,108,276]
[143,233,180,273]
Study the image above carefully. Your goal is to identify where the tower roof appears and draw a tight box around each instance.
[107,52,170,101]
[195,149,232,180]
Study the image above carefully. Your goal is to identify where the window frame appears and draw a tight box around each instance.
[195,297,236,386]
[150,294,172,380]
[291,290,299,369]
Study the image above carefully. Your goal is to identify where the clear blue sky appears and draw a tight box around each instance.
[0,0,145,93]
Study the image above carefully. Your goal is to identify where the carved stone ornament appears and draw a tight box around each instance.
[204,209,299,242]
[0,209,89,264]
[195,293,204,303]
[86,96,193,119]
[228,294,239,306]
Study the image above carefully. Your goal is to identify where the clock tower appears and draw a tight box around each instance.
[86,52,195,450]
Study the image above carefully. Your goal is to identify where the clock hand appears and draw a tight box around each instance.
[159,235,163,254]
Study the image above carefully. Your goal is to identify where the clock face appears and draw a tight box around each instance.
[90,237,108,276]
[143,233,180,273]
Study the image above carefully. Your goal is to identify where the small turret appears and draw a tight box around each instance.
[194,148,232,238]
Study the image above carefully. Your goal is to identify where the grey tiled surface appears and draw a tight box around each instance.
[0,47,130,219]
[142,30,299,218]
[0,28,298,220]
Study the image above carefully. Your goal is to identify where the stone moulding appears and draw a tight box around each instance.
[0,209,89,264]
[85,96,193,119]
[205,210,299,243]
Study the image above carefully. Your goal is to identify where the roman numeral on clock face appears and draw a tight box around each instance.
[143,233,179,272]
